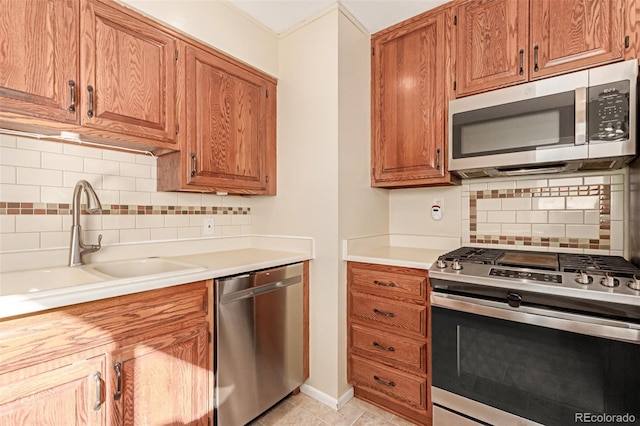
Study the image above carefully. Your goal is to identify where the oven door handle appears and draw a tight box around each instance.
[431,292,640,344]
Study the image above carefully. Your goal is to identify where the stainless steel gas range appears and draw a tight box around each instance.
[429,247,640,426]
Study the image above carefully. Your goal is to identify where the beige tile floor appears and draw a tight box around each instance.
[249,392,419,426]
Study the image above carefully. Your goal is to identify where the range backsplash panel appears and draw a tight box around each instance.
[461,175,624,255]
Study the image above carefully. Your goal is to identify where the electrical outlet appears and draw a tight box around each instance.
[203,217,214,235]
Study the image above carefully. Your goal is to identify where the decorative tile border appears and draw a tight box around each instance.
[0,202,250,216]
[469,184,610,250]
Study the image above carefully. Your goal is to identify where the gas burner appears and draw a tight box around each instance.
[440,247,504,264]
[559,253,640,277]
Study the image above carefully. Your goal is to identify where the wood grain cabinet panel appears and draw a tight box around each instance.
[0,355,107,426]
[0,0,79,123]
[0,281,210,425]
[347,261,431,425]
[454,0,529,96]
[157,41,277,195]
[529,0,624,79]
[80,0,177,143]
[371,6,458,188]
[454,0,627,96]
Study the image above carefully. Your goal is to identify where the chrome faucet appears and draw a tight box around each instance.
[69,180,103,267]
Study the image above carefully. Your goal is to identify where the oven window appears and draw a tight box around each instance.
[432,307,640,425]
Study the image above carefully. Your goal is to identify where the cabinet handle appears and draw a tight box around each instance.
[87,85,94,118]
[114,362,122,401]
[93,372,102,411]
[68,80,76,113]
[533,45,539,72]
[373,341,396,352]
[373,375,396,387]
[518,49,524,75]
[191,153,197,177]
[373,279,396,288]
[436,148,441,171]
[373,308,396,318]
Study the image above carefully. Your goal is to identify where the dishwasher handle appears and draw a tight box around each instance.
[220,274,302,304]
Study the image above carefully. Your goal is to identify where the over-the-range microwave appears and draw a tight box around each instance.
[448,59,638,179]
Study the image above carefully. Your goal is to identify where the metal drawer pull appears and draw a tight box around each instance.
[373,341,395,352]
[518,49,524,75]
[93,372,102,411]
[373,375,396,387]
[87,85,94,118]
[68,80,76,113]
[373,279,396,288]
[114,362,122,401]
[373,308,396,318]
[533,45,539,72]
[436,148,441,170]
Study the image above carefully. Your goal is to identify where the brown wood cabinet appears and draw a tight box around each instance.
[80,0,178,144]
[371,5,459,188]
[0,281,210,426]
[454,0,626,97]
[347,262,432,425]
[157,41,277,195]
[0,0,178,153]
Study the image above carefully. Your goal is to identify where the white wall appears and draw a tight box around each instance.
[122,0,279,77]
[252,5,388,401]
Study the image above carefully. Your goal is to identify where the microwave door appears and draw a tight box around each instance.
[448,69,589,174]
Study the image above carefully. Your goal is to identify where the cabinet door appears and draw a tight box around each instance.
[183,43,276,194]
[80,0,177,143]
[455,0,529,96]
[0,0,79,123]
[111,324,208,426]
[0,355,106,426]
[530,0,624,79]
[372,11,449,187]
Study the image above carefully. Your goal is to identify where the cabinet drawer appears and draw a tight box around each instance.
[351,324,426,373]
[350,355,427,409]
[350,292,427,336]
[349,263,427,300]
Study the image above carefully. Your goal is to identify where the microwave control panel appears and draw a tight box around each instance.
[588,80,630,142]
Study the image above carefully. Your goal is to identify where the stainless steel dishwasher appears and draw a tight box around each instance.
[214,262,304,426]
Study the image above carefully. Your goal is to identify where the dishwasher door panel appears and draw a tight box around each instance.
[215,263,304,426]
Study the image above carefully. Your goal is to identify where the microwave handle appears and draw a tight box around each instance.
[575,87,587,145]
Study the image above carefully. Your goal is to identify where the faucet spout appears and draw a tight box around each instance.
[69,180,103,267]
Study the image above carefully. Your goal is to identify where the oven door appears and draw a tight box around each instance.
[431,293,640,426]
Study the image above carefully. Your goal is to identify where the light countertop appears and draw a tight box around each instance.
[1,243,311,319]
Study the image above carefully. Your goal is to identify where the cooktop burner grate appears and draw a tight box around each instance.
[559,254,639,276]
[439,247,640,276]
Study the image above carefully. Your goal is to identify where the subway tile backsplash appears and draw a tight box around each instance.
[0,135,252,252]
[461,174,625,256]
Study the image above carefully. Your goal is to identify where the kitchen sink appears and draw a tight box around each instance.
[0,267,105,296]
[85,257,205,280]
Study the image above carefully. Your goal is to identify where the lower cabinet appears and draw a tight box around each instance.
[0,281,210,426]
[347,261,431,425]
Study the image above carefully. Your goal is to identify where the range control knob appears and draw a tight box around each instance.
[628,275,640,291]
[436,258,447,269]
[451,259,463,271]
[575,271,592,285]
[600,272,619,288]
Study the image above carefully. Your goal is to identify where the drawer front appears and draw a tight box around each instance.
[351,324,426,373]
[350,355,427,408]
[349,263,427,300]
[351,292,427,336]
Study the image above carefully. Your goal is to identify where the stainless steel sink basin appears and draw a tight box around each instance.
[85,257,204,280]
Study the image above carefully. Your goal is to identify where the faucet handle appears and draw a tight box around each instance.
[94,234,102,249]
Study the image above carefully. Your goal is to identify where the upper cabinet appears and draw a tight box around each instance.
[371,6,459,188]
[80,0,177,144]
[157,41,277,195]
[0,0,178,153]
[0,0,80,123]
[454,0,626,97]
